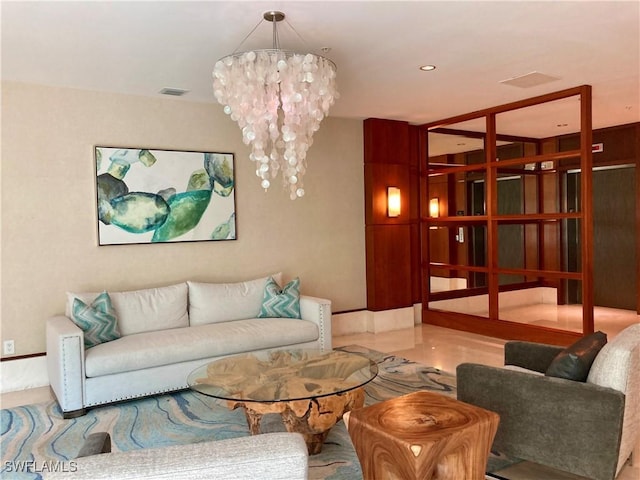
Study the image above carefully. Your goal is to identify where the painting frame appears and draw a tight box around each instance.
[95,146,236,246]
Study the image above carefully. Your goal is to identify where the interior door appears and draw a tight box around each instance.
[566,166,637,310]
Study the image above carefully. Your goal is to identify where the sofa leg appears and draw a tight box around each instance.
[50,387,87,419]
[62,408,87,419]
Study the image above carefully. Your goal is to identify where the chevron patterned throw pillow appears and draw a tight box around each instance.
[258,277,301,319]
[71,291,121,349]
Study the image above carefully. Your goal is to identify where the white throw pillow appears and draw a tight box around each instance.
[188,273,282,326]
[66,283,189,336]
[587,323,640,394]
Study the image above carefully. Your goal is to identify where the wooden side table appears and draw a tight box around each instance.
[344,391,499,480]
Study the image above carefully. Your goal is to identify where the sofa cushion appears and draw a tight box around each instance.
[84,317,318,377]
[545,331,607,382]
[67,283,188,336]
[71,292,121,349]
[188,273,282,326]
[258,277,301,319]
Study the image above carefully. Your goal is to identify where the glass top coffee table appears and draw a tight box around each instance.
[188,349,378,454]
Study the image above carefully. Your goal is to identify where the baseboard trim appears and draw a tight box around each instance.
[0,351,46,362]
[332,305,421,337]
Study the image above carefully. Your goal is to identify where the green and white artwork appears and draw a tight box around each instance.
[95,147,236,245]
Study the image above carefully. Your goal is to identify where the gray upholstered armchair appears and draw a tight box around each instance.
[457,323,640,480]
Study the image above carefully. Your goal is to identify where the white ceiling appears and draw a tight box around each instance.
[2,1,639,140]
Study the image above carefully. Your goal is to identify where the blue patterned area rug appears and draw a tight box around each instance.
[1,345,515,479]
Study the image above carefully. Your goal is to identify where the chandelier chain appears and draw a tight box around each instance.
[231,18,266,54]
[283,18,312,52]
[272,16,280,49]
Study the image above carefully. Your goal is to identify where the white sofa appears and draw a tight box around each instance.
[44,432,309,480]
[46,275,332,418]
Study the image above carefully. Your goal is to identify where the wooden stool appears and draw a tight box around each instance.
[344,391,499,480]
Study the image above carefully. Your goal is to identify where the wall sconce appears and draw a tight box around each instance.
[387,187,401,217]
[429,197,440,218]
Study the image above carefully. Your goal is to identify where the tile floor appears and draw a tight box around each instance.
[2,305,638,479]
[333,305,639,480]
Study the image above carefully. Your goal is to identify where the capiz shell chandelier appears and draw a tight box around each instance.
[212,11,338,200]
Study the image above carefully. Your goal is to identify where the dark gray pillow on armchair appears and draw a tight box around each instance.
[545,331,607,382]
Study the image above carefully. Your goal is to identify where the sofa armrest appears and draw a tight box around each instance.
[504,341,564,373]
[457,363,624,480]
[300,295,332,351]
[46,315,86,417]
[44,433,309,480]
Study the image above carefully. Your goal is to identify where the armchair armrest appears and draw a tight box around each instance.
[46,315,86,417]
[504,341,564,373]
[300,295,332,351]
[457,363,624,480]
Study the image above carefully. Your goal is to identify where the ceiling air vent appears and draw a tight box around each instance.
[159,87,189,96]
[499,72,560,88]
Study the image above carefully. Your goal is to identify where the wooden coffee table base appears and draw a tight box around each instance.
[228,386,365,455]
[344,391,499,480]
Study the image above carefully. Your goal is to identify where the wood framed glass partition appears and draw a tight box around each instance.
[419,86,594,344]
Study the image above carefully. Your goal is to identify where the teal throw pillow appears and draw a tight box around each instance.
[258,277,301,319]
[71,291,121,349]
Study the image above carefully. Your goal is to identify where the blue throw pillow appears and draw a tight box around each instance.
[258,277,301,319]
[71,292,121,349]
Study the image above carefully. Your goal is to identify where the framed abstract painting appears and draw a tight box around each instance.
[95,147,236,245]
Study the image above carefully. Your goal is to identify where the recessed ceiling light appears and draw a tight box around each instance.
[419,65,436,71]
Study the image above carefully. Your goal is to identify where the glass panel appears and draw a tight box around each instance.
[540,170,560,214]
[498,279,582,333]
[497,175,525,284]
[424,89,593,338]
[429,225,450,270]
[467,174,486,216]
[428,274,469,293]
[564,170,581,213]
[427,172,461,219]
[498,224,525,284]
[425,119,490,312]
[562,218,582,273]
[427,122,487,220]
[427,224,488,290]
[523,222,541,276]
[428,288,490,318]
[427,117,487,159]
[495,95,580,145]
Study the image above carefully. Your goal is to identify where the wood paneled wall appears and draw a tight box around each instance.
[364,119,420,311]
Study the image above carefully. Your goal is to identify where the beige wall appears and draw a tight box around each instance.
[0,81,366,356]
